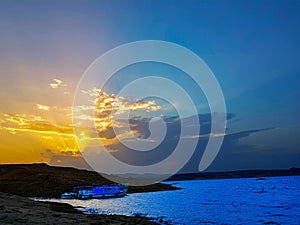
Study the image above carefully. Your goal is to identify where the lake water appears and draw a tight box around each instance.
[40,176,300,224]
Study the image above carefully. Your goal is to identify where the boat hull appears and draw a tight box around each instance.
[78,192,126,199]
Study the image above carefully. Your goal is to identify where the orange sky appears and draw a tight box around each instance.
[0,78,79,165]
[0,77,161,169]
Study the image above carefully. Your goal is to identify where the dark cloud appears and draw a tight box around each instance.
[105,113,230,168]
[181,127,276,173]
[100,113,300,173]
[41,149,92,170]
[44,112,299,173]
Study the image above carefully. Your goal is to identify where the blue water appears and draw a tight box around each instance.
[40,176,300,224]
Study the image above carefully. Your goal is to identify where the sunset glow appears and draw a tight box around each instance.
[0,77,161,168]
[1,0,299,172]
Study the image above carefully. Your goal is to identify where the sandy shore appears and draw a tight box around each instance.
[0,192,158,225]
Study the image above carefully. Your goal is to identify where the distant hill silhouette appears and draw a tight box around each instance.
[166,168,300,181]
[0,163,178,198]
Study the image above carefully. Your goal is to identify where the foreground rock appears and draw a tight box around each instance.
[0,192,158,225]
[0,164,179,198]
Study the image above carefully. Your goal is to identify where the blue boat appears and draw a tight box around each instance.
[61,184,128,199]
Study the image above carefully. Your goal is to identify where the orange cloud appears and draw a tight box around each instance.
[50,79,63,89]
[49,78,70,95]
[36,104,50,111]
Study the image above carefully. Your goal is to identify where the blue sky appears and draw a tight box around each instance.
[0,0,299,171]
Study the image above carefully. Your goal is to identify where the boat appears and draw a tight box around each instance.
[61,184,128,199]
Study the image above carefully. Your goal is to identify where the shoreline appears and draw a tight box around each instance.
[1,164,299,224]
[0,192,159,225]
[0,164,178,224]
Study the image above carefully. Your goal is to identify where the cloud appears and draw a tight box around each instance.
[41,149,92,170]
[196,127,300,172]
[36,104,50,111]
[81,87,101,97]
[50,79,63,89]
[237,127,300,153]
[3,113,29,126]
[49,78,70,95]
[96,112,299,172]
[0,113,74,137]
[182,133,226,139]
[73,91,163,149]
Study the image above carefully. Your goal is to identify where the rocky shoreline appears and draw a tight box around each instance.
[1,164,299,224]
[0,192,158,224]
[0,164,178,224]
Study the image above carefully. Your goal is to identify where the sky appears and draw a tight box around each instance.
[0,0,299,173]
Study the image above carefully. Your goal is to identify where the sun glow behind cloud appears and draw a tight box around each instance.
[0,80,162,168]
[73,88,162,155]
[0,78,79,165]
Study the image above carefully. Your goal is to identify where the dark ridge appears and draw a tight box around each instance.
[0,163,179,198]
[166,168,300,181]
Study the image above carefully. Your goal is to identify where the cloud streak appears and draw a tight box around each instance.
[36,104,50,111]
[49,78,70,95]
[50,79,63,89]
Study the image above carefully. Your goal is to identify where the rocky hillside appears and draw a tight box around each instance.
[0,163,178,198]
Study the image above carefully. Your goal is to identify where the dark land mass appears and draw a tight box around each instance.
[1,164,299,225]
[0,163,179,198]
[167,167,300,181]
[0,192,158,225]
